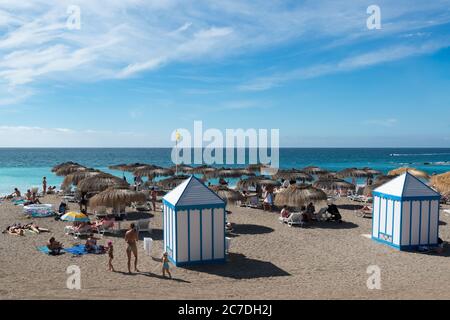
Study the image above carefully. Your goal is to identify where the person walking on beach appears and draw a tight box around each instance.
[42,177,47,195]
[107,241,115,272]
[162,252,172,279]
[150,187,157,211]
[125,223,139,273]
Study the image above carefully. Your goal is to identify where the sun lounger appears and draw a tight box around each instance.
[286,213,306,227]
[132,201,151,211]
[97,220,116,236]
[357,206,373,218]
[64,225,92,238]
[136,219,151,234]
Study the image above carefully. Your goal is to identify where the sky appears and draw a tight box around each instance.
[0,0,450,147]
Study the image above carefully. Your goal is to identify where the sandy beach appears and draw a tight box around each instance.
[1,194,449,300]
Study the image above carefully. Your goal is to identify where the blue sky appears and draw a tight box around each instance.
[0,0,450,147]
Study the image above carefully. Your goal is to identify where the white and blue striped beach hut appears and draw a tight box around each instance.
[162,175,226,266]
[372,172,441,250]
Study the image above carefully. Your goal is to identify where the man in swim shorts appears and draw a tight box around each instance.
[125,223,139,273]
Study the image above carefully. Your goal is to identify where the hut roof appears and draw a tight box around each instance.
[163,176,225,207]
[374,172,440,199]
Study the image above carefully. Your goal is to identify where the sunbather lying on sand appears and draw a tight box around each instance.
[23,223,49,234]
[4,225,24,236]
[3,223,49,235]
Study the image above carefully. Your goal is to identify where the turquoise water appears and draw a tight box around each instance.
[1,148,450,196]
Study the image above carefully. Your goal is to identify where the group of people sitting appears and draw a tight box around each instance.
[46,235,107,255]
[3,222,50,236]
[279,202,343,226]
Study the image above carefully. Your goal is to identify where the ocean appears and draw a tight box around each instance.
[1,148,450,196]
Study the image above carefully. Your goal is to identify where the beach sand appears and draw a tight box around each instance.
[1,195,449,300]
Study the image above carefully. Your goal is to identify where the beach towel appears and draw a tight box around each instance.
[64,244,88,255]
[37,246,51,254]
[12,199,26,205]
[30,211,55,218]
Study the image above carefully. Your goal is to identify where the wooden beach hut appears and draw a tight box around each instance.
[162,175,226,266]
[372,172,441,250]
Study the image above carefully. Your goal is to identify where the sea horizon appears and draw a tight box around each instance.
[1,147,450,196]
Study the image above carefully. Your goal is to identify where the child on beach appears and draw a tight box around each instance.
[162,252,172,279]
[107,241,115,271]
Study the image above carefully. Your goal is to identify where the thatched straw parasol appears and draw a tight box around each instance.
[52,161,82,172]
[207,168,255,179]
[61,170,103,189]
[313,178,355,191]
[236,176,281,190]
[89,187,146,208]
[363,181,386,196]
[157,175,190,190]
[209,185,244,203]
[430,171,450,195]
[247,163,271,174]
[375,175,395,184]
[317,171,337,179]
[272,169,313,182]
[363,167,382,176]
[77,174,129,193]
[190,165,216,175]
[336,168,370,179]
[388,167,430,179]
[274,184,327,208]
[109,163,156,172]
[133,167,174,178]
[302,166,328,175]
[55,164,88,176]
[170,164,194,174]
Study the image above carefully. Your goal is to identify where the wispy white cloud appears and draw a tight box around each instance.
[1,0,450,104]
[0,125,158,147]
[239,40,450,91]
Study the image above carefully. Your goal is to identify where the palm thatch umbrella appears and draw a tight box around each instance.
[89,187,147,208]
[52,161,82,172]
[190,165,216,175]
[170,164,194,174]
[157,175,190,190]
[362,167,382,176]
[274,184,327,208]
[430,171,450,195]
[375,175,395,184]
[109,163,156,172]
[133,167,174,178]
[313,178,355,191]
[363,181,386,196]
[247,163,271,173]
[236,176,281,190]
[77,174,129,193]
[272,169,313,182]
[208,168,255,179]
[388,167,429,179]
[209,185,244,203]
[302,166,328,175]
[61,170,103,189]
[336,168,370,179]
[317,171,337,179]
[55,164,88,176]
